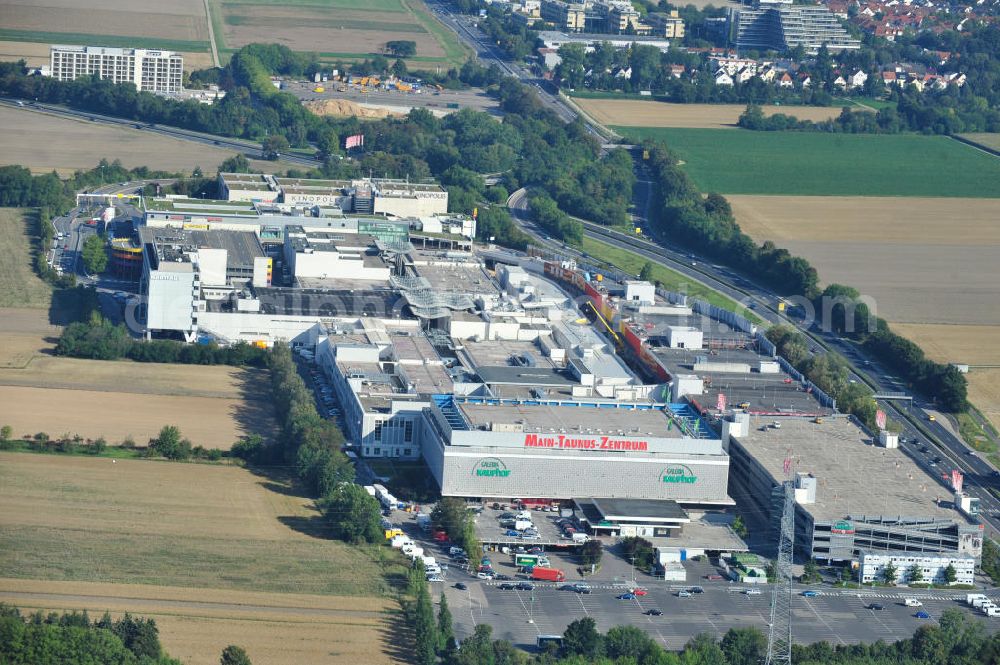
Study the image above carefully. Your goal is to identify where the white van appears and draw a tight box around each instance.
[904,598,923,607]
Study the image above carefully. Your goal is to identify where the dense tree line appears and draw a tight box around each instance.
[402,599,999,665]
[431,498,483,569]
[767,324,882,430]
[56,312,270,366]
[643,141,819,298]
[263,343,355,498]
[815,283,967,412]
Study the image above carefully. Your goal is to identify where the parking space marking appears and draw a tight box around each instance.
[800,598,847,646]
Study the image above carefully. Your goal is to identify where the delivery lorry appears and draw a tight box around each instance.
[531,567,566,582]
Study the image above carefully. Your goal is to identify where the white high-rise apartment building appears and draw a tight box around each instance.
[49,45,183,93]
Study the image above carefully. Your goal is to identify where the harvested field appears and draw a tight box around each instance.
[0,377,274,448]
[0,308,59,368]
[728,195,1000,325]
[959,133,1000,152]
[0,0,207,43]
[967,370,1000,431]
[613,127,1000,197]
[886,324,1000,367]
[0,453,390,594]
[0,453,403,664]
[219,0,449,60]
[0,208,52,309]
[575,98,852,129]
[0,579,402,665]
[0,106,280,176]
[889,324,1000,430]
[729,194,1000,428]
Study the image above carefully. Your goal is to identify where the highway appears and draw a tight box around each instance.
[424,0,592,128]
[0,98,321,169]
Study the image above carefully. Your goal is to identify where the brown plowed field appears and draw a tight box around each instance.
[0,0,208,41]
[221,3,445,57]
[0,453,402,665]
[573,98,855,129]
[729,194,1000,427]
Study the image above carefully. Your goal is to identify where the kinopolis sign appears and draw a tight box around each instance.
[523,433,649,452]
[660,465,697,484]
[474,458,510,478]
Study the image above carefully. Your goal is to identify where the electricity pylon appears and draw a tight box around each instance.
[765,480,795,665]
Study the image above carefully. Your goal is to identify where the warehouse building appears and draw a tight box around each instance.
[49,45,183,92]
[217,173,450,218]
[139,227,271,341]
[422,395,731,505]
[725,415,983,564]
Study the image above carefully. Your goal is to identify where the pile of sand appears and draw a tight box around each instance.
[303,98,404,119]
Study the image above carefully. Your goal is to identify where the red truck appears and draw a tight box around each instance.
[531,567,566,582]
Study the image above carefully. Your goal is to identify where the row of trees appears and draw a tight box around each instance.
[260,345,387,543]
[643,141,820,298]
[406,563,457,665]
[56,312,270,367]
[767,324,883,430]
[816,283,967,412]
[431,498,483,569]
[410,605,997,664]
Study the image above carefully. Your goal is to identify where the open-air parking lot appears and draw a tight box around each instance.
[475,505,573,548]
[444,580,1000,652]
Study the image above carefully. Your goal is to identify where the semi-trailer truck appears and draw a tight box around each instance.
[531,567,566,582]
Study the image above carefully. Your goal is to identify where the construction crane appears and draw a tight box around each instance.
[765,457,796,665]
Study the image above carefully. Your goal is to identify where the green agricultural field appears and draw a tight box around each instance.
[614,127,1000,197]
